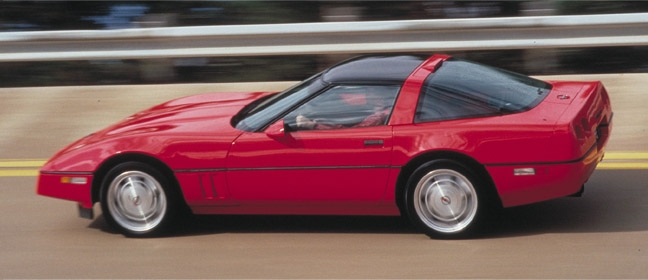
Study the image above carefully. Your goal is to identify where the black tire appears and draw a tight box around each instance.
[100,162,181,237]
[404,160,492,239]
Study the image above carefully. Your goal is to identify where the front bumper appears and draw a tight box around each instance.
[36,172,94,209]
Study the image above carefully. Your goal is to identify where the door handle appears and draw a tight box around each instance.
[364,139,384,146]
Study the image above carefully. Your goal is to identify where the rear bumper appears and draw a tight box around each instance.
[486,145,603,208]
[36,172,94,209]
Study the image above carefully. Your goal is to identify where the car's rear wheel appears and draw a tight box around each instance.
[405,160,489,239]
[100,162,180,237]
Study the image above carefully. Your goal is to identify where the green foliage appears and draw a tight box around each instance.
[556,1,648,15]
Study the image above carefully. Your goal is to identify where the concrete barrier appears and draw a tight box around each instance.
[0,74,645,160]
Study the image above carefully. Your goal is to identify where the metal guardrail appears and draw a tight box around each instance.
[1,13,648,62]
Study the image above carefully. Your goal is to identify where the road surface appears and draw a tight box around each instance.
[1,169,647,278]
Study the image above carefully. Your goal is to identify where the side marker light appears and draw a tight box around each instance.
[514,168,536,176]
[61,177,88,185]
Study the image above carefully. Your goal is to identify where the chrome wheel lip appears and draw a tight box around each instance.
[413,169,478,234]
[106,170,167,233]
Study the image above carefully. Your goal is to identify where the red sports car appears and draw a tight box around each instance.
[37,54,613,238]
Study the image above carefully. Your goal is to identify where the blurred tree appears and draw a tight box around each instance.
[0,1,109,31]
[362,1,520,20]
[556,1,648,15]
[143,1,321,26]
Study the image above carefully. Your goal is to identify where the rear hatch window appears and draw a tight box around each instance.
[416,58,552,123]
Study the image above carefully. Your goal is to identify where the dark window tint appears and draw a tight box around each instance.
[416,58,551,123]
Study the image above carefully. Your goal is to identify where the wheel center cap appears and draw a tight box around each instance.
[131,195,141,206]
[440,196,451,205]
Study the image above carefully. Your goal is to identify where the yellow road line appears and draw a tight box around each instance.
[603,152,648,160]
[0,160,47,168]
[2,164,644,176]
[596,162,648,170]
[0,169,40,177]
[0,152,647,177]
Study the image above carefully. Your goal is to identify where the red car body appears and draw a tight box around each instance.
[37,54,613,238]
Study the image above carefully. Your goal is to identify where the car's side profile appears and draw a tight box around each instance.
[37,54,613,238]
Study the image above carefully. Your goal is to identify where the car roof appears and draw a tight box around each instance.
[321,55,427,85]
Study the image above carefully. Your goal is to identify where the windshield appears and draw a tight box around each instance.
[234,74,325,131]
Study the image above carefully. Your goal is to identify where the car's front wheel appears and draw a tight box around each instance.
[405,160,490,239]
[100,162,180,237]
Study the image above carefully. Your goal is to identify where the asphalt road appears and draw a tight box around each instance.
[1,76,647,278]
[1,169,647,278]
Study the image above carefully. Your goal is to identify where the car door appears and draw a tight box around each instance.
[225,85,399,214]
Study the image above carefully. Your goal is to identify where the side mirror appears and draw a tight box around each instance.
[265,119,287,139]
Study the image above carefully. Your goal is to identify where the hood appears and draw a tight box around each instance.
[43,92,274,172]
[102,92,273,138]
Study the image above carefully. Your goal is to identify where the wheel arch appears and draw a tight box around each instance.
[394,150,502,214]
[91,153,185,206]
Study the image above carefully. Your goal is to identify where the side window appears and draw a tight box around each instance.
[285,85,400,131]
